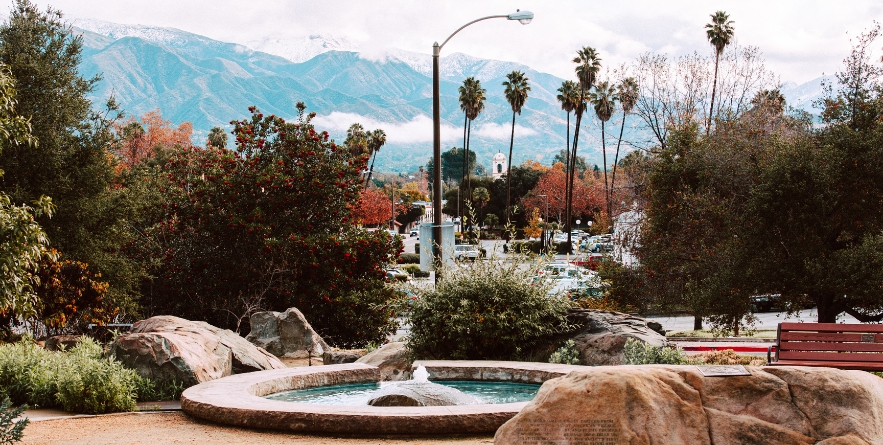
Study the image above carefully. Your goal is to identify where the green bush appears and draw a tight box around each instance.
[397,253,420,264]
[548,340,580,365]
[0,397,27,445]
[0,338,141,414]
[406,258,575,360]
[400,264,429,278]
[622,338,693,365]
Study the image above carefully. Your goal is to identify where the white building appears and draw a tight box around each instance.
[491,152,507,180]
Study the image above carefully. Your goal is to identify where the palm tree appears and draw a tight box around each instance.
[502,70,530,228]
[590,81,617,218]
[364,129,387,188]
[705,10,735,135]
[611,77,639,214]
[458,77,486,222]
[556,80,580,173]
[207,126,227,148]
[566,47,601,250]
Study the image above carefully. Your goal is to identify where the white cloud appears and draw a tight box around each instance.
[474,122,537,140]
[311,112,459,145]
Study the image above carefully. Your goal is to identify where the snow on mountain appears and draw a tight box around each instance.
[72,18,200,47]
[780,75,831,112]
[375,48,529,81]
[247,34,358,63]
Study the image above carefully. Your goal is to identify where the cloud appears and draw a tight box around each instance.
[311,112,460,145]
[473,122,537,140]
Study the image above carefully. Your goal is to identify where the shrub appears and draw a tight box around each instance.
[622,338,693,365]
[397,253,420,264]
[0,397,27,445]
[400,264,429,278]
[406,257,576,360]
[548,339,580,365]
[0,338,141,414]
[693,349,765,367]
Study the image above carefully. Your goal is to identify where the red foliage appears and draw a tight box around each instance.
[114,110,193,169]
[521,163,603,222]
[353,187,393,226]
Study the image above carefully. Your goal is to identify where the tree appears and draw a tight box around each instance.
[502,71,530,228]
[458,77,486,215]
[135,105,401,347]
[207,126,227,148]
[611,77,639,216]
[589,80,617,217]
[426,147,481,184]
[0,64,54,323]
[0,1,139,313]
[556,80,580,173]
[567,47,600,250]
[521,163,600,223]
[352,187,392,226]
[471,186,489,225]
[705,10,735,135]
[363,129,386,189]
[552,149,587,175]
[115,110,193,168]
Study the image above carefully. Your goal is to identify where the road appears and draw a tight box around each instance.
[649,309,860,333]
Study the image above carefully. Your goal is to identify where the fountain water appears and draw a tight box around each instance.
[366,365,479,406]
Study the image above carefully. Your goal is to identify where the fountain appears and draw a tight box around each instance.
[181,360,585,434]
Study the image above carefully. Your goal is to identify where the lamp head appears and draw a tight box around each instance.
[508,9,534,25]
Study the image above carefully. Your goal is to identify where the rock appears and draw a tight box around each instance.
[356,342,410,381]
[367,381,478,407]
[245,308,328,358]
[566,309,667,365]
[44,335,82,351]
[323,349,365,365]
[495,365,883,445]
[111,316,285,386]
[647,320,665,336]
[190,321,286,373]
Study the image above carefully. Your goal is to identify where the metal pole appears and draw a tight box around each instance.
[432,42,443,283]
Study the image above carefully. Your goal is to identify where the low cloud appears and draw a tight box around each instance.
[473,122,537,140]
[311,112,459,145]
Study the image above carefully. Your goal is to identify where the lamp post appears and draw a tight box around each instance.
[432,10,533,282]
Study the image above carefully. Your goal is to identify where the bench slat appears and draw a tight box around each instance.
[779,350,883,362]
[779,332,882,342]
[779,341,883,353]
[769,360,883,371]
[779,322,883,333]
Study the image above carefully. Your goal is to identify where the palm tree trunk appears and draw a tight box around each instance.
[602,121,609,218]
[562,110,572,246]
[461,113,467,221]
[707,51,720,136]
[466,119,473,231]
[611,112,627,217]
[365,154,377,189]
[505,111,516,229]
[566,110,584,252]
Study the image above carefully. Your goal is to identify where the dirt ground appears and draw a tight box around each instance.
[20,412,496,445]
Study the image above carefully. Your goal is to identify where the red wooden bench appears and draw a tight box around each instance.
[768,322,883,371]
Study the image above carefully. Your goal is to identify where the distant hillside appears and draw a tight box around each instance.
[68,18,827,173]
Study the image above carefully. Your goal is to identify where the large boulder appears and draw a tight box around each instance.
[495,365,883,445]
[110,316,285,386]
[245,307,328,358]
[323,349,365,365]
[567,309,667,365]
[356,342,410,381]
[44,335,82,351]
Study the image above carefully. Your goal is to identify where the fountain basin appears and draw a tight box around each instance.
[181,360,585,434]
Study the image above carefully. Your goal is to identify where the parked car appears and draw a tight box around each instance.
[453,244,480,261]
[410,228,419,238]
[386,268,411,283]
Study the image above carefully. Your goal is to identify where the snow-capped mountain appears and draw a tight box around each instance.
[247,34,358,63]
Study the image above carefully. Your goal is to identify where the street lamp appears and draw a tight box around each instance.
[431,10,534,280]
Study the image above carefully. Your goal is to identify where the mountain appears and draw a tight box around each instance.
[68,18,826,173]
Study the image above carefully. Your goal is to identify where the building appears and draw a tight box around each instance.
[491,152,507,180]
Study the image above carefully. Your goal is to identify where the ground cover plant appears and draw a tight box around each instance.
[406,255,576,360]
[0,397,26,445]
[0,338,146,414]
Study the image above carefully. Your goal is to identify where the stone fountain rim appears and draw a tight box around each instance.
[181,360,586,435]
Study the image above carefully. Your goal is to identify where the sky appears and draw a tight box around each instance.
[28,0,883,85]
